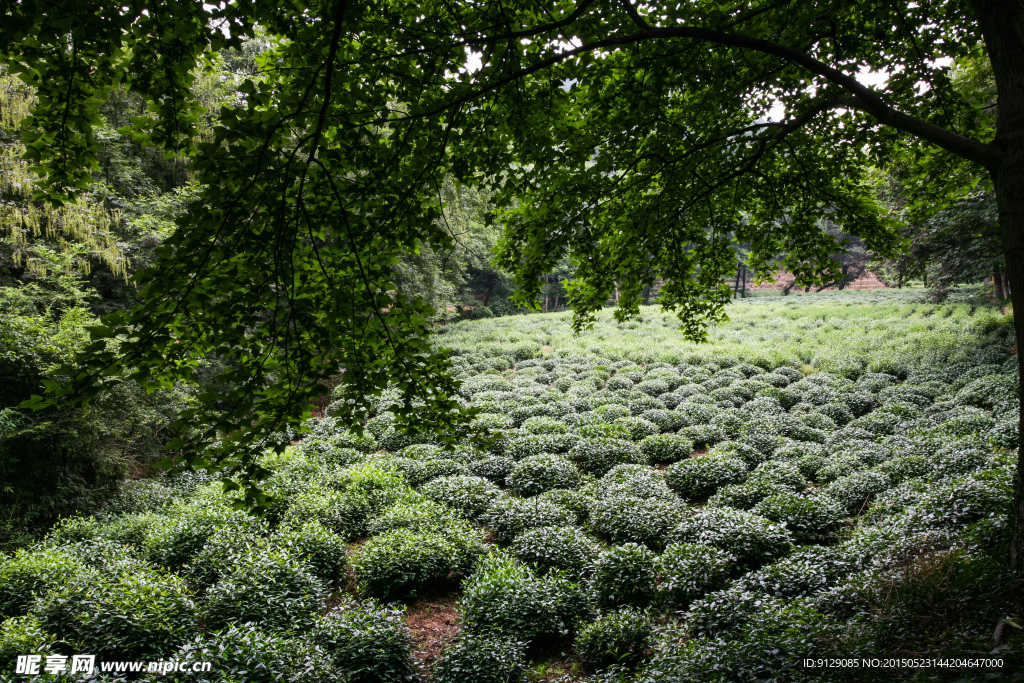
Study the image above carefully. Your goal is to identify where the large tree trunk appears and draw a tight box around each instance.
[973,0,1024,570]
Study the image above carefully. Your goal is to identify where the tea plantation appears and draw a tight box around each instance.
[2,290,1021,682]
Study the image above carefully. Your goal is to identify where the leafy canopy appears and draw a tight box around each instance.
[0,0,992,497]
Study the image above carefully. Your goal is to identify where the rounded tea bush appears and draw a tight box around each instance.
[203,547,324,631]
[685,585,784,638]
[753,493,846,544]
[350,526,484,600]
[273,520,349,584]
[655,542,735,608]
[0,547,87,618]
[747,461,808,491]
[707,480,787,511]
[312,599,415,682]
[485,497,577,545]
[569,438,644,477]
[616,416,660,441]
[420,475,501,521]
[639,434,693,464]
[536,489,592,525]
[460,553,590,640]
[821,469,892,513]
[664,454,747,499]
[588,494,684,550]
[432,632,526,683]
[510,525,600,576]
[508,454,581,496]
[469,455,516,486]
[155,623,337,683]
[574,606,653,669]
[672,508,793,570]
[593,543,657,607]
[367,498,454,535]
[36,566,196,659]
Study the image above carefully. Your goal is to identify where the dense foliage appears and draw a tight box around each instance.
[0,290,1020,680]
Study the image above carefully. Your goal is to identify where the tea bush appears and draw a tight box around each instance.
[36,566,196,659]
[351,526,484,600]
[432,632,526,683]
[575,606,653,669]
[672,508,793,569]
[460,553,590,640]
[664,454,747,499]
[593,543,658,607]
[154,624,338,683]
[508,454,581,496]
[203,547,324,630]
[0,547,87,618]
[570,438,644,476]
[639,434,693,463]
[510,525,600,575]
[485,497,577,545]
[420,475,501,521]
[655,542,734,608]
[312,599,415,682]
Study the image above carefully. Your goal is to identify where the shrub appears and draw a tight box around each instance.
[485,497,577,545]
[202,547,324,631]
[579,421,633,440]
[677,424,721,448]
[0,616,54,676]
[522,415,571,435]
[616,416,660,441]
[273,521,349,584]
[747,461,807,491]
[420,475,501,521]
[685,585,783,638]
[664,454,747,500]
[367,498,454,535]
[0,546,87,618]
[735,547,854,599]
[143,504,248,569]
[504,434,572,460]
[607,375,635,391]
[432,632,527,683]
[594,404,631,421]
[508,454,581,496]
[753,493,846,544]
[672,508,793,569]
[639,434,693,463]
[817,402,853,427]
[575,606,653,669]
[655,542,734,608]
[593,543,657,607]
[640,409,685,432]
[461,553,590,640]
[184,525,271,592]
[156,624,337,683]
[707,480,787,511]
[36,566,196,659]
[510,525,600,576]
[588,493,684,550]
[350,526,484,600]
[312,599,415,682]
[469,455,516,486]
[600,464,675,500]
[569,438,644,476]
[650,601,837,681]
[821,470,892,513]
[536,489,592,525]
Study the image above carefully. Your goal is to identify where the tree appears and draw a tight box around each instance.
[2,0,1024,565]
